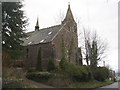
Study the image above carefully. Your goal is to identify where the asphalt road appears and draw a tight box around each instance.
[101,82,118,88]
[96,82,120,90]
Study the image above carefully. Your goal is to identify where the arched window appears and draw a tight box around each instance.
[68,25,70,31]
[74,26,77,33]
[26,48,29,58]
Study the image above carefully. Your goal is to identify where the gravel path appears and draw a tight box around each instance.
[25,77,54,88]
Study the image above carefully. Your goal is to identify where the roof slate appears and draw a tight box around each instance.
[22,24,62,46]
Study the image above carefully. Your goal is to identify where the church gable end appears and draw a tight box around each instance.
[52,4,78,65]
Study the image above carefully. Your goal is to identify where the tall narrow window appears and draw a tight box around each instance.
[26,48,29,58]
[68,25,70,31]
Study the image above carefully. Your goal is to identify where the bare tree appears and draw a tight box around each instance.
[83,28,108,67]
[54,10,65,24]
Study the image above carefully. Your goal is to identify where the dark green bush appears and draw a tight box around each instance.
[47,58,56,72]
[92,67,109,81]
[102,67,109,78]
[26,72,52,82]
[64,64,92,82]
[59,57,66,70]
[82,66,93,80]
[27,68,37,73]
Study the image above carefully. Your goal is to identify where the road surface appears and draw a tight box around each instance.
[101,82,118,88]
[0,77,2,90]
[96,82,120,90]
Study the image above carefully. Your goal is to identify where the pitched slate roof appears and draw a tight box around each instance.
[22,24,62,46]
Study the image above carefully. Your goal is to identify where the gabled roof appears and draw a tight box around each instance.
[22,24,62,46]
[22,4,75,46]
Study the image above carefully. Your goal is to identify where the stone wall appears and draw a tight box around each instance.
[23,43,54,69]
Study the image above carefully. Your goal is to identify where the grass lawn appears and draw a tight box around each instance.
[72,79,114,88]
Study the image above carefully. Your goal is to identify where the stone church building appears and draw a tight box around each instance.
[23,4,82,69]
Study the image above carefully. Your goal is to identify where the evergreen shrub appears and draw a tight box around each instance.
[64,64,92,82]
[47,58,56,72]
[92,67,109,81]
[36,48,42,71]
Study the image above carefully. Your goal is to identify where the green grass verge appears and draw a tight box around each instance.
[72,79,114,88]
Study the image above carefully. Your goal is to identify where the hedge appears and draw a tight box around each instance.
[64,64,92,82]
[26,72,52,82]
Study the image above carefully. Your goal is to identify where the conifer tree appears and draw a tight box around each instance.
[59,37,66,70]
[36,48,42,71]
[68,38,73,62]
[2,2,28,59]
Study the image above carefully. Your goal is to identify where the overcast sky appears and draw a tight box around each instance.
[22,0,119,72]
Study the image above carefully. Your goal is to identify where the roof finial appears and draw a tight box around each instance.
[36,17,39,26]
[68,1,71,10]
[68,1,70,5]
[35,17,39,31]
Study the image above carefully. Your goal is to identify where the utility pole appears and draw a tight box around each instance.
[0,1,2,90]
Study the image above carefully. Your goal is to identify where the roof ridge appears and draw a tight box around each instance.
[26,24,61,34]
[23,24,63,46]
[40,24,61,31]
